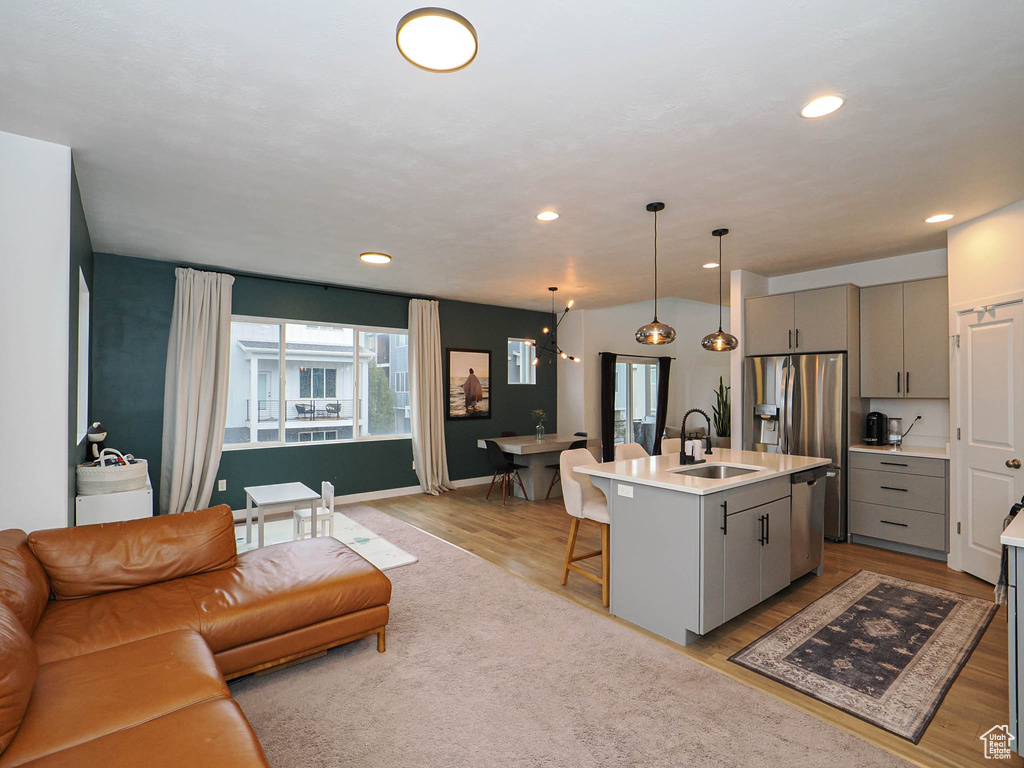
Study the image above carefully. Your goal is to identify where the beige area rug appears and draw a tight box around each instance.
[233,512,417,571]
[730,570,996,743]
[230,505,911,768]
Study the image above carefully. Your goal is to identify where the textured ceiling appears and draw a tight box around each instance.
[2,1,1023,310]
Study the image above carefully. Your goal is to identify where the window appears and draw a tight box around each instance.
[507,338,536,384]
[613,359,659,453]
[223,317,410,449]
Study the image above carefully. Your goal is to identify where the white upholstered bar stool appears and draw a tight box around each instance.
[559,448,611,607]
[659,437,682,456]
[614,442,649,461]
[294,481,335,539]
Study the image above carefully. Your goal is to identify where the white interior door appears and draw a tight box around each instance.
[956,298,1024,584]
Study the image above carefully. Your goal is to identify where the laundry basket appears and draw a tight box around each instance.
[76,449,149,496]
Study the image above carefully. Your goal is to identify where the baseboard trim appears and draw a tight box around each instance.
[231,476,492,522]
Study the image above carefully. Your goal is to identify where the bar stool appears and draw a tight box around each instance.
[659,437,682,456]
[544,432,589,499]
[614,442,649,461]
[559,448,610,607]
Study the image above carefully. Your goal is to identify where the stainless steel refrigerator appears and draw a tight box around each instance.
[743,354,848,540]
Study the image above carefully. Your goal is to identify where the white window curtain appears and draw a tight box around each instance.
[409,299,453,495]
[159,268,235,514]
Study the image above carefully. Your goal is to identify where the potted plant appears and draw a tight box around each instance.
[712,376,731,448]
[532,409,547,440]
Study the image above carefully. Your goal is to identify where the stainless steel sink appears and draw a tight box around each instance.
[669,464,761,479]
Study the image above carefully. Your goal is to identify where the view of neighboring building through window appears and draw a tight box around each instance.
[223,318,410,448]
[613,359,659,452]
[507,338,536,384]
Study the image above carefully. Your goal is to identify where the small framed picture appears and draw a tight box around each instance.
[446,348,491,420]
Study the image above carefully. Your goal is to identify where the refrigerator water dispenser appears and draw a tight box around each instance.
[753,404,780,446]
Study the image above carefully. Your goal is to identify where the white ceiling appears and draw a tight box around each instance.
[2,1,1023,311]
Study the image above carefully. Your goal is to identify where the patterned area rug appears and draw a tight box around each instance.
[730,570,996,743]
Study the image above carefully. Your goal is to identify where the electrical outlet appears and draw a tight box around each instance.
[217,479,226,492]
[617,484,634,498]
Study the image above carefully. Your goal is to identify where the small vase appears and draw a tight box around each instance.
[535,424,545,440]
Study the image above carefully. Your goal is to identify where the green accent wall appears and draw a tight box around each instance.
[67,159,93,524]
[90,253,556,512]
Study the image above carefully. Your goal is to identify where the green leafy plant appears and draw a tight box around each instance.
[367,362,396,435]
[531,409,547,426]
[712,376,731,438]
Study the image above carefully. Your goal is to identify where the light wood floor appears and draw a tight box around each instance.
[369,486,1020,768]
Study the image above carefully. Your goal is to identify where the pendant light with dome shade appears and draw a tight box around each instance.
[635,202,677,345]
[701,228,739,352]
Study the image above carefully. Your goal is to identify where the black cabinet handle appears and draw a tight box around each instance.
[906,371,911,394]
[880,486,909,492]
[880,520,909,527]
[758,514,765,544]
[765,513,770,545]
[795,329,800,348]
[788,329,792,349]
[722,500,728,534]
[897,372,901,393]
[880,461,908,467]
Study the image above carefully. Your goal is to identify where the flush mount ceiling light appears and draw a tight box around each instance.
[396,8,477,72]
[359,252,392,265]
[925,213,954,223]
[701,229,739,352]
[800,94,844,118]
[636,202,677,345]
[535,287,580,365]
[536,210,559,221]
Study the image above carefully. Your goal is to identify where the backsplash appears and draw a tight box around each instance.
[866,398,950,448]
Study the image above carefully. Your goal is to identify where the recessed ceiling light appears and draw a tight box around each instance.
[800,95,844,118]
[703,262,720,269]
[396,8,477,73]
[924,213,954,223]
[360,252,392,265]
[536,210,559,221]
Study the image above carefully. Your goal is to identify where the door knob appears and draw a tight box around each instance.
[1008,459,1023,469]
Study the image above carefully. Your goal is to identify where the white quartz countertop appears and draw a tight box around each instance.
[573,448,831,496]
[850,444,949,460]
[1001,512,1024,548]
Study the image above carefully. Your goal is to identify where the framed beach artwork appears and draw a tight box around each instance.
[446,348,491,420]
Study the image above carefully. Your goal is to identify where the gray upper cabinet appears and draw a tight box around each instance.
[903,278,950,398]
[745,294,795,356]
[794,286,849,353]
[746,286,854,356]
[860,283,904,398]
[860,277,948,399]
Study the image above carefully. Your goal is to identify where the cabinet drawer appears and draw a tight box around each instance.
[849,501,947,551]
[849,451,947,478]
[722,475,790,514]
[849,468,946,513]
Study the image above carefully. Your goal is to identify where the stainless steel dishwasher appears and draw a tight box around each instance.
[791,466,828,580]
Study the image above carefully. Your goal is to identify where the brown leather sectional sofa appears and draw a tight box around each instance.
[0,505,392,767]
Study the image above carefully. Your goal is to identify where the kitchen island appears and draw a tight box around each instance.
[575,448,830,646]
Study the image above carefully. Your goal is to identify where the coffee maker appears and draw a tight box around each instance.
[865,411,889,445]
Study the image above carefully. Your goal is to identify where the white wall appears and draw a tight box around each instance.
[0,131,72,533]
[768,248,947,293]
[557,298,731,446]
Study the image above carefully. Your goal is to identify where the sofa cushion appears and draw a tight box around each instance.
[12,699,269,768]
[27,506,237,600]
[32,580,200,665]
[0,630,228,768]
[0,603,36,756]
[0,532,49,634]
[183,537,392,653]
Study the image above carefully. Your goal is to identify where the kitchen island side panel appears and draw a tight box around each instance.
[609,481,703,645]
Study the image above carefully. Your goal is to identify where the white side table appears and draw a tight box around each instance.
[244,482,321,548]
[75,474,154,526]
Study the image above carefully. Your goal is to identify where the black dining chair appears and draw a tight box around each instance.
[485,440,528,505]
[545,432,589,500]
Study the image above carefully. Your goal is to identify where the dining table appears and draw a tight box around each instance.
[476,433,600,500]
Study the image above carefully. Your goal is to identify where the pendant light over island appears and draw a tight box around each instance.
[636,202,677,345]
[701,228,739,352]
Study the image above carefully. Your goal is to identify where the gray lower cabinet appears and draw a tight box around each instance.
[848,452,949,558]
[1009,546,1020,751]
[722,496,792,623]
